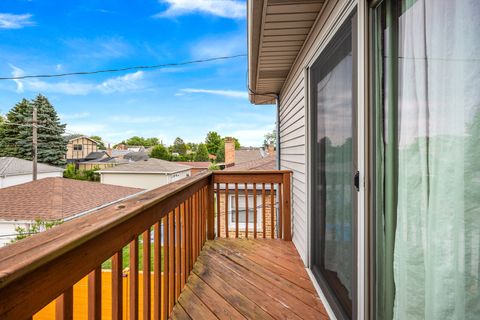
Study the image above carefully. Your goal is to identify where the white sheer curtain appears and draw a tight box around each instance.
[394,0,480,319]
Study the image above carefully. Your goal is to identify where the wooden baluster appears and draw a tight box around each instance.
[197,191,201,254]
[175,207,181,300]
[207,179,215,240]
[191,195,197,263]
[186,197,191,273]
[88,267,101,320]
[283,172,292,241]
[56,287,73,320]
[163,215,169,320]
[181,202,187,289]
[112,251,123,320]
[244,183,249,239]
[253,183,257,238]
[153,223,161,320]
[168,211,175,313]
[225,183,229,238]
[235,183,239,238]
[278,183,283,240]
[130,237,139,320]
[216,183,220,237]
[262,183,266,238]
[270,183,275,239]
[143,229,151,320]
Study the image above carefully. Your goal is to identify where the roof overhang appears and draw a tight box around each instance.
[248,0,324,104]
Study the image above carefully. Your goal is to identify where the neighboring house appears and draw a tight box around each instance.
[0,177,143,246]
[98,158,191,190]
[176,162,210,175]
[109,149,132,159]
[0,157,64,188]
[219,154,277,238]
[124,151,149,162]
[65,135,99,162]
[248,1,479,319]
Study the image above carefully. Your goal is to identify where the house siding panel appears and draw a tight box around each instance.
[278,0,351,264]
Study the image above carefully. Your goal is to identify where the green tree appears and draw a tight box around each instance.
[205,131,222,155]
[11,219,62,243]
[263,130,276,148]
[233,137,241,150]
[216,140,225,162]
[124,136,159,147]
[172,137,187,155]
[150,144,171,160]
[0,95,67,166]
[194,143,209,161]
[90,135,106,149]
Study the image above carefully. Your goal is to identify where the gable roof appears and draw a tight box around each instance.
[176,162,211,168]
[0,177,143,221]
[65,135,99,145]
[98,158,192,174]
[225,154,276,171]
[235,148,266,164]
[0,157,64,177]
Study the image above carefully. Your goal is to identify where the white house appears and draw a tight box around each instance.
[98,158,192,190]
[0,157,64,188]
[248,0,480,319]
[0,177,143,246]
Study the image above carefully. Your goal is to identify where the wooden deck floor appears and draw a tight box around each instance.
[170,238,329,320]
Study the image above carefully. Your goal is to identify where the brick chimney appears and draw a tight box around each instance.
[224,137,235,166]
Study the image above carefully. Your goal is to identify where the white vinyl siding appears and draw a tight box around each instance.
[278,0,355,265]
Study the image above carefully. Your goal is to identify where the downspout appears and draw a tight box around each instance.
[276,94,281,170]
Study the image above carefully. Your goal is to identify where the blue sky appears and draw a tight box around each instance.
[0,0,275,146]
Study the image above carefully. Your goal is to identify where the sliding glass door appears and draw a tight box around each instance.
[373,0,480,319]
[310,13,357,320]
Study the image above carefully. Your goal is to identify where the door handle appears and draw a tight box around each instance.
[354,171,360,192]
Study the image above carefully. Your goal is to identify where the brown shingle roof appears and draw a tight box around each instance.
[176,162,211,168]
[224,154,276,171]
[0,178,143,221]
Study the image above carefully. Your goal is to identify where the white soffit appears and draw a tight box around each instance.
[249,0,324,104]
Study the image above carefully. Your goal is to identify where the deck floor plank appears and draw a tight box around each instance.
[170,239,329,320]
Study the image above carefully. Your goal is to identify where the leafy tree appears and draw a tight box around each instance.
[233,137,241,150]
[63,163,100,182]
[186,142,198,152]
[194,143,209,161]
[263,130,276,148]
[172,137,187,155]
[0,95,67,166]
[90,135,106,149]
[150,144,171,160]
[11,219,63,243]
[205,131,222,155]
[216,140,225,162]
[208,163,220,170]
[124,136,159,147]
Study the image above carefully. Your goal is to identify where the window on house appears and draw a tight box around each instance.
[73,144,83,151]
[229,194,263,229]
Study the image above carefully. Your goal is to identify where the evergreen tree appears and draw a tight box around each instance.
[194,143,209,161]
[216,140,225,162]
[0,95,67,166]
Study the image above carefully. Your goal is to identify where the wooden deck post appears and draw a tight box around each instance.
[206,175,215,240]
[282,172,292,241]
[55,287,73,320]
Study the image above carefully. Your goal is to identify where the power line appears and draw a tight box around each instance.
[0,54,247,80]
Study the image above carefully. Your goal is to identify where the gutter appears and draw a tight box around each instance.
[276,94,281,170]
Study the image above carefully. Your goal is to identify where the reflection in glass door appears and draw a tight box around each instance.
[310,13,357,320]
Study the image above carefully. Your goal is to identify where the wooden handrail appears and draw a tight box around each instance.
[0,170,292,320]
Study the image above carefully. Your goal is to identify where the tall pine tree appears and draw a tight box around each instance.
[0,94,67,166]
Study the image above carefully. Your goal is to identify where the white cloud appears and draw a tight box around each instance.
[179,88,247,99]
[109,114,171,124]
[96,71,144,94]
[59,112,90,120]
[64,37,131,60]
[191,34,245,59]
[66,123,106,135]
[0,13,35,29]
[155,0,245,19]
[10,66,144,95]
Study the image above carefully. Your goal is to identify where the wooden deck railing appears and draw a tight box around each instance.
[0,170,291,320]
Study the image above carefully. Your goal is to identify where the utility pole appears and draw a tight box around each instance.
[32,106,38,181]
